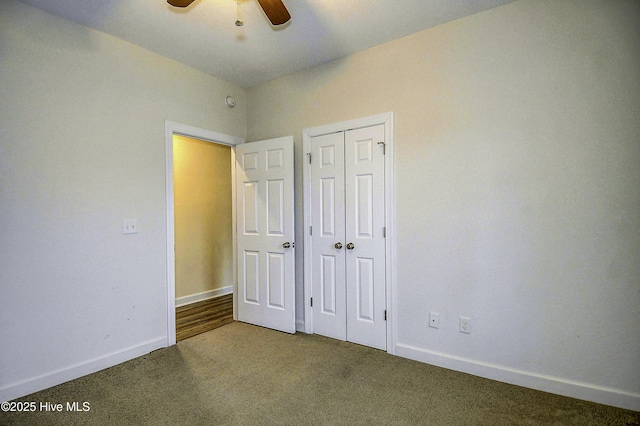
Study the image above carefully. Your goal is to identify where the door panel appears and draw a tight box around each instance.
[321,178,336,236]
[321,255,337,314]
[311,132,346,341]
[355,174,374,238]
[356,257,375,322]
[243,251,260,304]
[236,137,295,334]
[267,179,284,235]
[242,181,259,234]
[267,148,284,169]
[345,125,386,350]
[268,252,285,308]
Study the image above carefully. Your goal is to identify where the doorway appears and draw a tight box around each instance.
[173,135,233,341]
[165,121,244,346]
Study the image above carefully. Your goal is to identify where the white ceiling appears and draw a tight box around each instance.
[19,0,516,88]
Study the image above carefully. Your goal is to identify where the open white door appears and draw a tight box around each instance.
[235,136,296,333]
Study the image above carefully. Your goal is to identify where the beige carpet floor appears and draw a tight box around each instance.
[2,322,638,425]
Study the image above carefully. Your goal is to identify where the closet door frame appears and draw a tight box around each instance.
[302,112,396,355]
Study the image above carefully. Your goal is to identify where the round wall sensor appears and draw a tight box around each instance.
[225,96,236,108]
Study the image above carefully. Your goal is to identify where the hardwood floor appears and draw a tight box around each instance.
[176,294,234,342]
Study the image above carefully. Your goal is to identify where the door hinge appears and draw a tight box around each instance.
[310,297,313,307]
[384,310,387,321]
[377,141,386,155]
[307,152,312,164]
[383,227,386,238]
[310,226,312,236]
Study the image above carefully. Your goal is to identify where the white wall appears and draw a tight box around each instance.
[0,0,246,401]
[247,0,640,410]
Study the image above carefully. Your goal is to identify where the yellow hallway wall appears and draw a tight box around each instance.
[173,135,233,299]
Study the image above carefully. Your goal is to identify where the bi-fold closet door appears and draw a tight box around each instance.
[310,124,386,350]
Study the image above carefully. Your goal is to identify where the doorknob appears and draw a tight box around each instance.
[334,242,343,249]
[283,242,293,249]
[346,243,355,250]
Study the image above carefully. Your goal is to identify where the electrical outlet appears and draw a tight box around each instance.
[459,317,470,334]
[429,312,440,329]
[123,219,138,234]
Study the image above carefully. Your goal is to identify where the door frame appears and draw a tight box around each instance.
[164,121,244,347]
[302,112,396,354]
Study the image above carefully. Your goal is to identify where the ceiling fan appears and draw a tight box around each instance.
[167,0,291,26]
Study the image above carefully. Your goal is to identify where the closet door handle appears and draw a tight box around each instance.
[346,243,355,250]
[334,242,343,249]
[283,242,292,249]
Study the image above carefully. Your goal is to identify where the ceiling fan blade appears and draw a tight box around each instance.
[256,0,291,26]
[167,0,195,7]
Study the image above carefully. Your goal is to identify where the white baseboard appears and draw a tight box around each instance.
[175,286,233,308]
[296,321,306,333]
[0,337,165,403]
[395,342,640,412]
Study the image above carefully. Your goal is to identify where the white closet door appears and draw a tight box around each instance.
[345,125,386,350]
[310,125,386,350]
[310,132,346,341]
[236,136,296,334]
